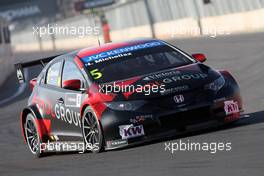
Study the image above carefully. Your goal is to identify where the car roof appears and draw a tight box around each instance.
[52,38,164,63]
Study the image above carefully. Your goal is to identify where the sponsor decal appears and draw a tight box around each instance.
[55,104,81,127]
[143,70,181,81]
[32,96,55,118]
[32,96,81,127]
[87,53,132,66]
[130,114,154,123]
[163,73,208,83]
[16,68,24,83]
[82,41,164,63]
[119,124,145,139]
[173,94,185,104]
[224,100,239,115]
[90,69,103,79]
[161,85,189,95]
[65,93,82,107]
[106,139,128,148]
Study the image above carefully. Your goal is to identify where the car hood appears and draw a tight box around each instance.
[99,63,221,102]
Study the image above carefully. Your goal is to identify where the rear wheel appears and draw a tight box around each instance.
[24,114,43,157]
[82,107,104,153]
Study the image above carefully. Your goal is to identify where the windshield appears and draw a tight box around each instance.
[82,41,194,83]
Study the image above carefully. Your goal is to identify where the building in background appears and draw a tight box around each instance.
[2,0,264,52]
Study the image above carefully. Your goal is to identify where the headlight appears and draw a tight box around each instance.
[205,76,225,92]
[105,100,146,111]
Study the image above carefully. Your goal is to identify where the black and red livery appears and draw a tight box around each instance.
[16,39,243,157]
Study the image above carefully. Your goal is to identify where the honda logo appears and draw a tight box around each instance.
[173,94,184,104]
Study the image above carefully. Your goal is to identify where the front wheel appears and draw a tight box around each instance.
[24,114,43,157]
[82,107,104,153]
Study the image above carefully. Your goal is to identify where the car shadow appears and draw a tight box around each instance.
[40,110,264,158]
[107,110,264,153]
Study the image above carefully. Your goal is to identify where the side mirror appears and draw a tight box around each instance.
[62,79,81,90]
[192,53,207,63]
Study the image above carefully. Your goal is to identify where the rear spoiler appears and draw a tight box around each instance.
[14,54,61,84]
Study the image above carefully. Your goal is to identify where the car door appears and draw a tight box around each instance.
[57,59,88,141]
[36,58,84,141]
[36,60,69,139]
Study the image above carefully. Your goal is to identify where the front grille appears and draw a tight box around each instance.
[150,89,213,109]
[159,106,212,129]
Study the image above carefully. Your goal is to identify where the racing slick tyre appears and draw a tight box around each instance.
[82,107,104,153]
[24,114,43,158]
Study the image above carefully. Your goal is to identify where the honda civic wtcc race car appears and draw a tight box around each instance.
[15,39,243,157]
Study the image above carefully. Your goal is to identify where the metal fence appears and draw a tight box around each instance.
[105,0,264,30]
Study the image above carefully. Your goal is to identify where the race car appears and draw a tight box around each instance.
[15,39,243,157]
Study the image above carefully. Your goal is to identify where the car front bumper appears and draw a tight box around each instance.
[101,94,243,150]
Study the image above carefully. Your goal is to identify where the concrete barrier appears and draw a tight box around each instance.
[201,9,264,34]
[110,25,152,40]
[153,18,200,39]
[0,44,13,87]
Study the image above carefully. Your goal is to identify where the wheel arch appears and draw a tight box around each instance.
[80,103,107,139]
[81,105,105,152]
[20,107,37,143]
[80,104,89,118]
[219,70,238,86]
[219,70,243,109]
[20,105,47,144]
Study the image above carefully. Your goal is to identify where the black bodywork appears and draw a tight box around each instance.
[17,39,243,152]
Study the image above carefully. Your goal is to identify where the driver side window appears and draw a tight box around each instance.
[62,61,85,88]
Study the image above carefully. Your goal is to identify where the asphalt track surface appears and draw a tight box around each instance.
[0,33,264,176]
